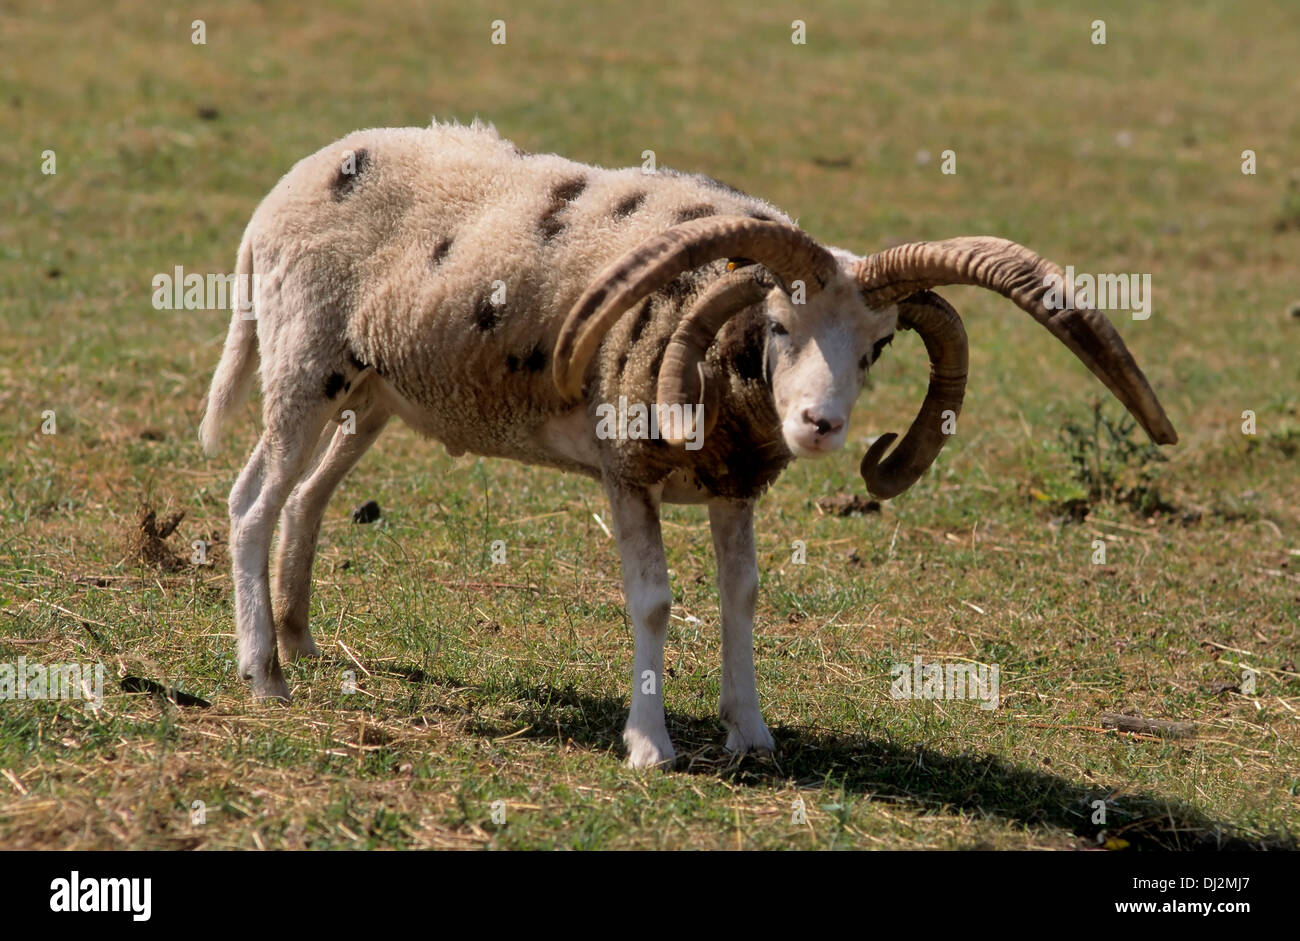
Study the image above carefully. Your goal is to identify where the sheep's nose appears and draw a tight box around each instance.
[802,409,844,437]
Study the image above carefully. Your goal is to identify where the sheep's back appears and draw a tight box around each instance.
[247,123,787,465]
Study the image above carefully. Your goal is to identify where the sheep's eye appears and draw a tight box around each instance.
[769,321,788,337]
[871,334,894,362]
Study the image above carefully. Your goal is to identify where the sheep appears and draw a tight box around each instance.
[200,120,1177,768]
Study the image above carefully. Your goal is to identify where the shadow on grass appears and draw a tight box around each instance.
[389,666,1295,850]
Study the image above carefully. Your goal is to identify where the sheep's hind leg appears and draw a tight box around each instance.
[228,390,337,701]
[708,499,774,755]
[605,481,676,769]
[273,393,391,663]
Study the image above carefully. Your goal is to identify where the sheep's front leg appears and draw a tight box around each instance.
[709,499,775,755]
[604,481,676,769]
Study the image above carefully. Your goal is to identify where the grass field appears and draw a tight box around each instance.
[1,0,1298,850]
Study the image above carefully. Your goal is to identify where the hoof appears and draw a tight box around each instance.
[624,726,677,770]
[247,662,291,702]
[723,712,776,756]
[277,633,320,663]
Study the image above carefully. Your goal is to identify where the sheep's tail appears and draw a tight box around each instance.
[199,231,259,455]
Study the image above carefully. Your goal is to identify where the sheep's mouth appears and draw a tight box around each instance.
[783,426,847,459]
[787,442,837,460]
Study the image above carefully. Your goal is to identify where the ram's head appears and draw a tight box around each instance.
[553,217,1177,498]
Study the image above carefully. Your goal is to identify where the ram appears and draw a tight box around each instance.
[200,121,1177,768]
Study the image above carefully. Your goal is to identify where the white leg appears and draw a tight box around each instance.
[228,397,334,701]
[709,499,774,755]
[605,481,676,769]
[228,439,283,697]
[273,401,390,662]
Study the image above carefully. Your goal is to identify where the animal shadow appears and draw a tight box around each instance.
[387,666,1292,850]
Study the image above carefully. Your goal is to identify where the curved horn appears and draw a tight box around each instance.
[854,237,1177,445]
[860,292,968,499]
[554,216,837,400]
[654,268,771,446]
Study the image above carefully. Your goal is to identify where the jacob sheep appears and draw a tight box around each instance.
[200,121,1177,768]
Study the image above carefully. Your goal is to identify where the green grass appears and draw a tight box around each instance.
[1,0,1297,849]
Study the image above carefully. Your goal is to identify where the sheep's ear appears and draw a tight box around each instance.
[759,268,799,298]
[738,265,779,294]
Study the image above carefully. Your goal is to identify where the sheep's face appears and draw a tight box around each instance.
[765,261,897,459]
